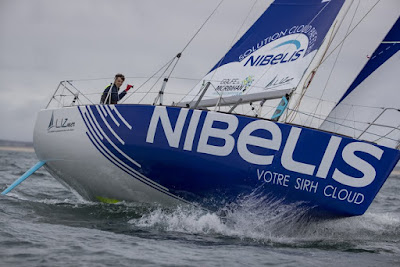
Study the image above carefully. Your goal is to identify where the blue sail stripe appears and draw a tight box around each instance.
[384,17,400,42]
[337,17,400,105]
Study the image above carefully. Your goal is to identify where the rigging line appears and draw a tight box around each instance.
[319,0,382,66]
[149,55,182,105]
[120,56,175,103]
[166,55,181,79]
[180,0,224,54]
[245,0,334,97]
[209,0,259,82]
[136,57,177,104]
[66,81,94,105]
[285,108,400,143]
[69,76,204,82]
[291,91,400,111]
[284,28,336,123]
[176,0,258,105]
[154,0,224,99]
[285,0,355,123]
[126,0,224,106]
[291,107,400,126]
[308,0,361,127]
[211,0,260,112]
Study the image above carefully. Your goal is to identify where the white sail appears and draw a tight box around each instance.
[320,17,400,149]
[283,0,400,129]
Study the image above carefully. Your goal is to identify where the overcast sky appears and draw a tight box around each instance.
[0,0,398,142]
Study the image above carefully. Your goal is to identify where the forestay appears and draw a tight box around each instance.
[320,18,400,149]
[180,0,345,108]
[283,0,399,131]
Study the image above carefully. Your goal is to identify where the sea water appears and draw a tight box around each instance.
[0,150,399,266]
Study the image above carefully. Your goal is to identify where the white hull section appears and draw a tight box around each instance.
[33,107,184,206]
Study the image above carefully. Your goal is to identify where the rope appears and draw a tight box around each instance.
[180,0,224,54]
[209,0,259,82]
[176,0,259,106]
[307,0,361,127]
[285,108,400,143]
[319,0,382,66]
[284,0,356,123]
[125,0,224,105]
[120,56,175,103]
[135,57,177,104]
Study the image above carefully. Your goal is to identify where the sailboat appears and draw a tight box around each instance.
[5,0,399,217]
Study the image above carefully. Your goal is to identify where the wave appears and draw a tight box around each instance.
[129,189,400,250]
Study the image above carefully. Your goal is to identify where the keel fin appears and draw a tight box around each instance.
[1,160,47,195]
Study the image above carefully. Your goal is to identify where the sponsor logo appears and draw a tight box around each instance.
[238,25,318,62]
[265,75,294,89]
[214,76,255,94]
[48,112,75,133]
[146,106,384,192]
[243,39,306,67]
[243,49,304,67]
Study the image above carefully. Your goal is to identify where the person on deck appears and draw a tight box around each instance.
[100,73,133,104]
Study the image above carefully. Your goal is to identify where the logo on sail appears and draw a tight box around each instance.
[214,76,255,94]
[238,24,318,62]
[265,75,294,89]
[272,39,301,50]
[243,37,309,67]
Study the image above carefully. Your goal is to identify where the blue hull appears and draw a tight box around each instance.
[77,104,400,217]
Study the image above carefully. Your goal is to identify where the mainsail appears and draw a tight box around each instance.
[320,17,400,149]
[180,0,345,108]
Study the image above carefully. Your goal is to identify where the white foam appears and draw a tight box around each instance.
[129,190,400,245]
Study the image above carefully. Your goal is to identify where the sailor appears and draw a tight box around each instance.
[100,73,133,104]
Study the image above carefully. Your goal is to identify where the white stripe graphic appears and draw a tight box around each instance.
[104,105,120,127]
[81,106,192,203]
[83,111,104,141]
[95,106,125,145]
[84,117,169,193]
[99,105,108,117]
[87,107,140,167]
[111,105,132,129]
